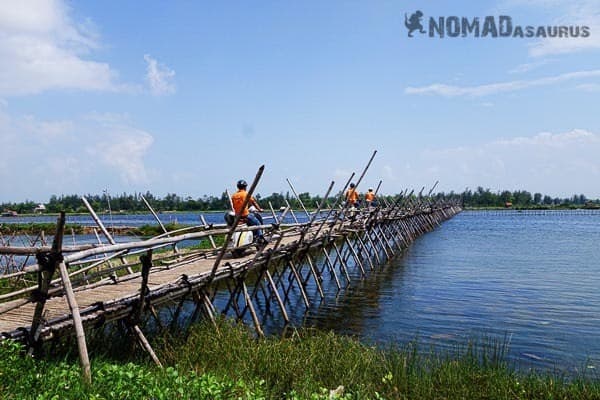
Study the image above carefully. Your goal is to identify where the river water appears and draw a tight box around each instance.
[3,210,599,373]
[282,210,600,373]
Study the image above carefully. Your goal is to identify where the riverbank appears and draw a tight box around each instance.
[1,320,598,399]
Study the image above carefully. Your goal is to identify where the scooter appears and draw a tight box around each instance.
[223,207,263,257]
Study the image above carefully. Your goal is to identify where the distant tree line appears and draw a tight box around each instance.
[444,187,597,208]
[1,191,328,214]
[1,188,599,214]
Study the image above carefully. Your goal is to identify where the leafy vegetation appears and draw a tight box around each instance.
[2,320,599,399]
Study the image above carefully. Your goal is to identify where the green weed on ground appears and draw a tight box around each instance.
[1,320,600,399]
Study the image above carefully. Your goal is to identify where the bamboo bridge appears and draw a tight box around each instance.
[0,156,462,382]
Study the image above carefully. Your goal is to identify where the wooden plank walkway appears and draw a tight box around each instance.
[0,227,304,339]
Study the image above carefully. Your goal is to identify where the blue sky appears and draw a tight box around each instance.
[1,0,599,202]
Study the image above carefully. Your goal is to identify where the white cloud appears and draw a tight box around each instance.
[92,128,154,184]
[0,0,121,96]
[0,106,155,201]
[403,129,600,197]
[576,83,600,92]
[144,54,176,96]
[529,2,600,57]
[499,0,600,57]
[405,70,600,97]
[509,59,553,74]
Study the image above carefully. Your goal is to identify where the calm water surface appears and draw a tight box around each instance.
[298,211,600,372]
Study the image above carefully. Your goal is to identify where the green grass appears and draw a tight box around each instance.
[2,320,599,399]
[0,223,86,235]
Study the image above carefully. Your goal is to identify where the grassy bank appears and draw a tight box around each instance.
[0,222,87,236]
[0,222,198,237]
[2,320,599,399]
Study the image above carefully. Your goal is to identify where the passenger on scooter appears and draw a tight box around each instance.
[231,179,267,244]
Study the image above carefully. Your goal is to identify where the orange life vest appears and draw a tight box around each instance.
[365,192,375,202]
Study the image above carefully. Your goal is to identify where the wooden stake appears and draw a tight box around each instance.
[58,260,91,384]
[133,325,163,368]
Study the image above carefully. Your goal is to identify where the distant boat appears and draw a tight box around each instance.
[1,210,18,217]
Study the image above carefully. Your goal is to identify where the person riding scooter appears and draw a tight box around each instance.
[227,179,267,245]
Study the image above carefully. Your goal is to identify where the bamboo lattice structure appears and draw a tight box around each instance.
[0,159,462,381]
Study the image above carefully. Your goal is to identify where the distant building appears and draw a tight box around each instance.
[504,202,513,208]
[34,204,46,213]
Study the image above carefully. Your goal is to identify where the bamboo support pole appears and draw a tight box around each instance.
[242,282,264,337]
[81,196,133,274]
[238,233,285,319]
[58,259,91,384]
[377,224,396,256]
[288,259,310,309]
[132,251,152,325]
[286,178,311,220]
[321,247,342,290]
[327,150,377,236]
[304,253,325,300]
[354,233,375,271]
[362,229,382,265]
[200,215,217,249]
[93,228,114,273]
[264,269,289,323]
[285,200,299,224]
[343,235,366,278]
[268,201,279,224]
[331,241,351,284]
[28,212,65,354]
[201,290,218,328]
[141,195,179,254]
[132,325,163,368]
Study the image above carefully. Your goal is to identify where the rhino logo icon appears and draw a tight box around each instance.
[405,10,426,37]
